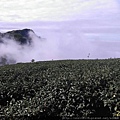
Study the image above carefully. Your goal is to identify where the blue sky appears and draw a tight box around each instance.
[0,0,120,61]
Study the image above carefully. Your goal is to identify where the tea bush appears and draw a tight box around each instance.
[0,59,119,119]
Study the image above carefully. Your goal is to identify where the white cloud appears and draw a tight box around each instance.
[0,0,119,22]
[1,20,120,61]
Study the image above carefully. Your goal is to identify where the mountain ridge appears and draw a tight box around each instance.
[0,28,41,65]
[0,28,40,45]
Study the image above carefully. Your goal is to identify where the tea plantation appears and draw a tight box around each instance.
[0,59,120,119]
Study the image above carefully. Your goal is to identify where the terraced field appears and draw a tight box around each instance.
[0,59,120,119]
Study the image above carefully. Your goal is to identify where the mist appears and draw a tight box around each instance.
[0,31,49,63]
[1,19,120,63]
[1,24,120,65]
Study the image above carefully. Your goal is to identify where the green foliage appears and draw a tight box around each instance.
[13,33,24,41]
[0,56,16,65]
[0,59,120,119]
[31,59,35,63]
[2,29,32,45]
[0,57,7,65]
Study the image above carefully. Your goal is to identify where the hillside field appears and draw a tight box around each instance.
[0,59,120,119]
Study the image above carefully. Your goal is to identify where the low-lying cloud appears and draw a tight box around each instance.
[1,19,120,64]
[0,30,71,64]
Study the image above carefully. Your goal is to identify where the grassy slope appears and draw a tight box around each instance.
[0,59,120,119]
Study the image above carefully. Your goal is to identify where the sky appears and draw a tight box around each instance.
[0,0,120,62]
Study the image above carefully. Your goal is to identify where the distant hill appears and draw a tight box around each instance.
[0,29,41,65]
[0,28,41,45]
